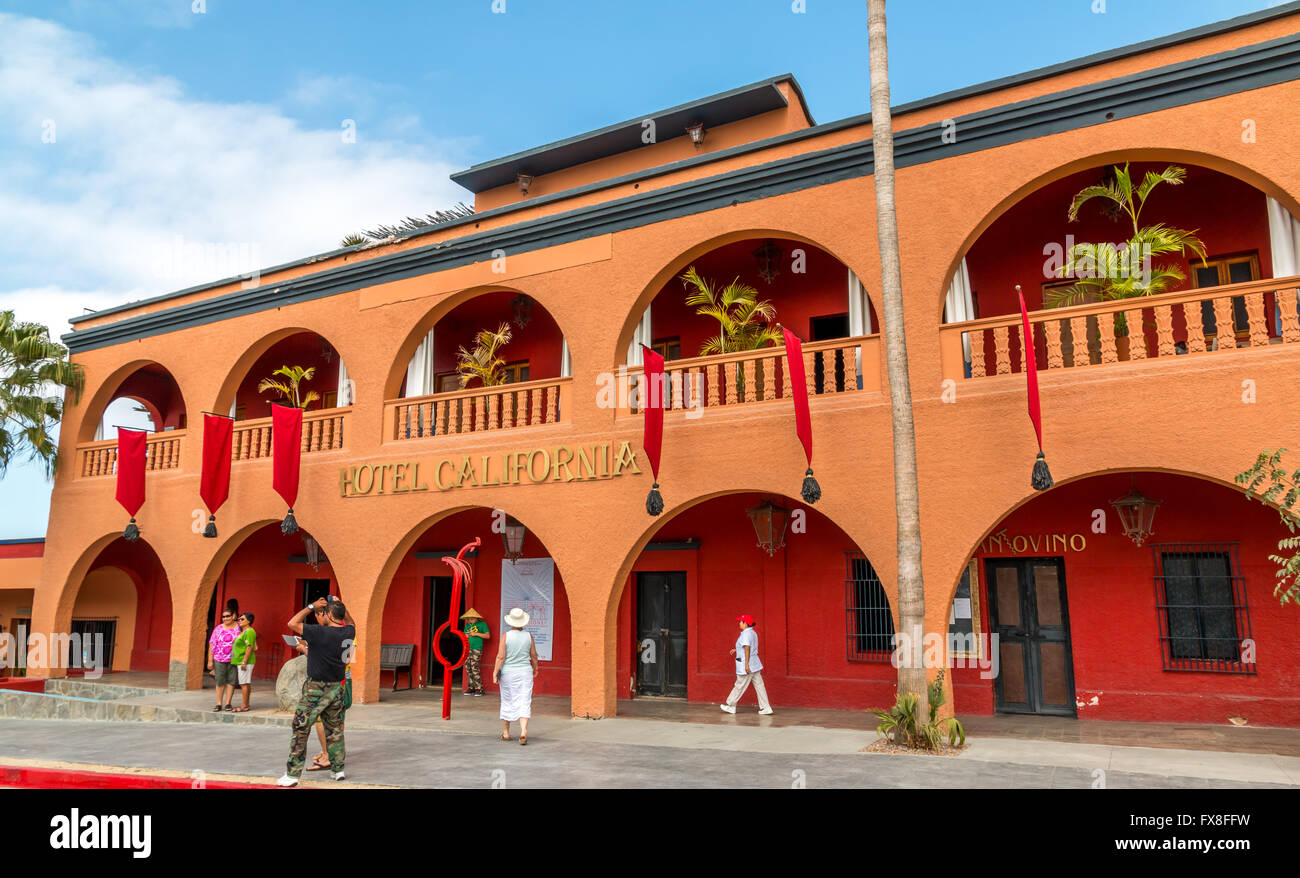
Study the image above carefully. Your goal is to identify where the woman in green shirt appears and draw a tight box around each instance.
[231,612,257,712]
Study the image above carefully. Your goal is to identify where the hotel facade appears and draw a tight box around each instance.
[11,5,1300,725]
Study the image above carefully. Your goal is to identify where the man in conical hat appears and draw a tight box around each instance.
[460,608,491,696]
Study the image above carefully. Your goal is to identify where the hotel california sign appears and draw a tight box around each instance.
[339,441,641,497]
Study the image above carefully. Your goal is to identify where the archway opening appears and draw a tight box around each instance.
[952,470,1298,727]
[228,331,350,421]
[943,160,1300,377]
[63,538,172,679]
[82,362,185,443]
[379,507,571,699]
[613,492,894,711]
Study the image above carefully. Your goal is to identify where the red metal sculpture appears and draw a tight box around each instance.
[432,537,480,719]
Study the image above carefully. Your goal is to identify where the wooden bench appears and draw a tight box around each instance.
[380,643,416,691]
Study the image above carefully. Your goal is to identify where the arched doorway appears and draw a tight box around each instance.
[953,470,1299,727]
[378,507,571,697]
[64,538,172,677]
[613,492,895,711]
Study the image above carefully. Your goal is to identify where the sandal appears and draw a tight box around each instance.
[500,733,511,742]
[519,735,527,746]
[223,705,234,712]
[212,705,222,712]
[233,707,249,713]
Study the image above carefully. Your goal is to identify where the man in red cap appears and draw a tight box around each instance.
[720,614,772,715]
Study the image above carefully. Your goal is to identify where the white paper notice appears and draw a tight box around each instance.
[953,598,972,620]
[500,558,555,662]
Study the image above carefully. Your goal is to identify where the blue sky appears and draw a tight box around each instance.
[0,0,1284,537]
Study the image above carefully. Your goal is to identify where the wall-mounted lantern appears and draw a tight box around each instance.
[752,239,783,284]
[686,121,706,146]
[502,515,527,564]
[516,172,534,195]
[1110,477,1161,547]
[746,499,791,557]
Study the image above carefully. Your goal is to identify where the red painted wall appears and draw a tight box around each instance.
[952,472,1300,727]
[431,292,564,384]
[212,525,337,681]
[615,493,897,710]
[965,163,1273,319]
[87,540,172,673]
[0,541,44,559]
[648,239,878,359]
[381,508,572,695]
[112,368,186,430]
[234,333,342,419]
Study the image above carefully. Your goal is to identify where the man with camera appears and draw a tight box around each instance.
[277,595,355,787]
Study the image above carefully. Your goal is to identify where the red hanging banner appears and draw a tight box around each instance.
[115,428,147,540]
[272,404,303,533]
[1017,285,1053,491]
[199,413,234,538]
[640,344,665,515]
[781,327,821,503]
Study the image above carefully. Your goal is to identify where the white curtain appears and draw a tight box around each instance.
[404,328,437,397]
[1267,197,1300,334]
[560,338,572,377]
[336,359,353,406]
[847,269,872,388]
[626,304,652,365]
[942,257,976,364]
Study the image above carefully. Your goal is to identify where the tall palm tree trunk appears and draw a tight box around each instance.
[868,0,927,699]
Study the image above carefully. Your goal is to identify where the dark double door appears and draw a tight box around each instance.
[426,576,464,685]
[986,558,1076,716]
[635,572,687,697]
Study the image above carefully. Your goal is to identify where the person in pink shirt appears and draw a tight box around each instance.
[207,608,241,711]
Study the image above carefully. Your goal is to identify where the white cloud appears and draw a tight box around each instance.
[0,11,473,334]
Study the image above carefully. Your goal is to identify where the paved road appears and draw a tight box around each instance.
[0,719,1291,788]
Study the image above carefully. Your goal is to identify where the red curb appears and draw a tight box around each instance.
[0,765,285,789]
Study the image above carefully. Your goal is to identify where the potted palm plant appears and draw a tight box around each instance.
[258,365,320,409]
[455,323,513,388]
[679,266,781,399]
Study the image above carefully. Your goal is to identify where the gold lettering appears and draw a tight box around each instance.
[412,461,430,491]
[1011,535,1028,554]
[1028,534,1041,552]
[374,463,387,494]
[597,443,609,478]
[436,459,456,491]
[552,445,575,482]
[481,455,500,486]
[355,465,375,494]
[576,445,597,480]
[458,456,479,487]
[513,452,529,484]
[613,440,641,475]
[392,463,409,493]
[1070,534,1087,552]
[527,449,549,483]
[1051,534,1067,552]
[340,467,355,497]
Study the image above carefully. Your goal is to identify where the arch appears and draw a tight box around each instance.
[611,228,881,367]
[75,360,189,443]
[213,326,355,417]
[381,284,574,400]
[935,148,1300,320]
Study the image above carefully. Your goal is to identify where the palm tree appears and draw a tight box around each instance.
[258,365,320,409]
[1047,164,1207,308]
[679,266,781,355]
[0,311,85,477]
[455,323,513,387]
[868,0,927,701]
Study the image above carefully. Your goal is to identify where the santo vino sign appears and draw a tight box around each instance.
[339,440,641,497]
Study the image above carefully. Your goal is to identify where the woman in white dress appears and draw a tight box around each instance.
[493,607,539,745]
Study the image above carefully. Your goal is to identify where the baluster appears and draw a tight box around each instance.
[1126,308,1147,359]
[969,332,986,378]
[781,352,792,398]
[1246,292,1268,346]
[529,388,541,424]
[312,418,324,452]
[428,400,440,436]
[87,449,96,477]
[1211,296,1236,352]
[1279,287,1300,343]
[737,359,752,403]
[705,365,719,407]
[545,384,558,423]
[511,390,522,426]
[336,415,345,448]
[489,393,500,430]
[760,356,774,401]
[724,362,737,405]
[1043,321,1063,370]
[1155,305,1175,357]
[1068,317,1088,367]
[803,350,817,396]
[841,346,857,392]
[470,394,482,432]
[1182,301,1206,354]
[993,326,1011,374]
[1096,313,1118,364]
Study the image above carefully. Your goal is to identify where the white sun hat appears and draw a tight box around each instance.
[504,607,530,628]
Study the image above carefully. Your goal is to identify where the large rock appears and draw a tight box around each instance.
[276,656,308,711]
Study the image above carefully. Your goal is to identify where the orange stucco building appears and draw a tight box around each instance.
[12,4,1300,725]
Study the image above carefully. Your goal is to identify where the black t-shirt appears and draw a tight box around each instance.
[301,623,355,683]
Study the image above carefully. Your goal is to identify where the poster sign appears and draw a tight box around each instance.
[500,558,555,662]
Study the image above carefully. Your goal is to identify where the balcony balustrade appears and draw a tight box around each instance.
[77,430,185,478]
[940,276,1300,380]
[620,335,879,415]
[385,376,571,441]
[232,407,349,460]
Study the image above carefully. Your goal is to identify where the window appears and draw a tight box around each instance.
[1152,543,1254,673]
[650,337,681,362]
[502,360,531,384]
[845,553,894,662]
[809,313,849,341]
[1191,252,1259,343]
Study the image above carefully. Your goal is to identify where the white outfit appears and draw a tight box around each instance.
[498,629,534,721]
[726,627,770,711]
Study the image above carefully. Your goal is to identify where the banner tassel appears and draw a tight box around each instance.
[123,518,140,542]
[203,514,217,538]
[801,467,822,504]
[1031,451,1054,492]
[281,508,300,535]
[646,483,664,517]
